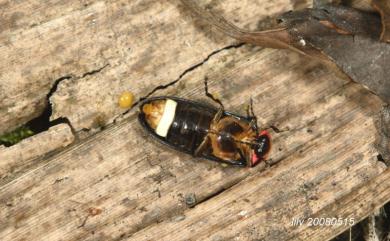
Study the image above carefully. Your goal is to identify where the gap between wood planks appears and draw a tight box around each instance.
[118,42,245,119]
[20,64,110,141]
[16,42,245,142]
[0,42,251,188]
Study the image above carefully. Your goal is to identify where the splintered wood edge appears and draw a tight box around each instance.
[0,0,386,240]
[0,123,74,180]
[0,0,296,135]
[0,0,289,174]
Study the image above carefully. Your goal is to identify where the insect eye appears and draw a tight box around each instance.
[250,131,271,166]
[254,132,271,156]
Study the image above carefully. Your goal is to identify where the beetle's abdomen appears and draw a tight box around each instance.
[140,98,216,154]
[167,103,215,153]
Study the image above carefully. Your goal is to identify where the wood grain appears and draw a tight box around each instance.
[128,88,385,241]
[0,47,385,240]
[0,0,294,134]
[0,0,387,241]
[0,124,74,182]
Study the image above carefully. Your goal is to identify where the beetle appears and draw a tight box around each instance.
[138,79,271,167]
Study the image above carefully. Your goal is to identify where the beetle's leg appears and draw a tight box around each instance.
[204,76,225,127]
[212,108,224,125]
[245,102,252,119]
[249,98,255,118]
[217,148,246,167]
[235,148,248,166]
[375,105,390,163]
[246,98,259,135]
[199,131,247,167]
[204,76,225,109]
[194,135,210,156]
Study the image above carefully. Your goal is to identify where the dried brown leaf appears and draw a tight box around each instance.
[279,4,390,104]
[372,0,390,42]
[180,0,293,50]
[181,0,390,104]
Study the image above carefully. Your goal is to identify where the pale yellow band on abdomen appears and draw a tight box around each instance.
[155,99,177,137]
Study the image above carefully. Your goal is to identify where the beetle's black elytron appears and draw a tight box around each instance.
[138,82,271,167]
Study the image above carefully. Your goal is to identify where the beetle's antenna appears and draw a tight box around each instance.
[249,98,259,136]
[204,76,225,109]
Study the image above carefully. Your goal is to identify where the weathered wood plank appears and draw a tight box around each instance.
[0,0,109,134]
[0,124,74,182]
[0,0,387,241]
[0,46,384,240]
[0,0,295,135]
[128,98,385,241]
[288,167,390,240]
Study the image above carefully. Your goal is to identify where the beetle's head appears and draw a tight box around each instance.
[250,130,271,167]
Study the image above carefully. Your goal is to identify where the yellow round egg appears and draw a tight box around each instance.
[118,91,134,108]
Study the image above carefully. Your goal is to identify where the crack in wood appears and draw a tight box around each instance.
[80,64,109,78]
[24,75,72,137]
[114,42,245,123]
[37,64,110,131]
[193,176,245,208]
[135,43,245,105]
[4,64,110,147]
